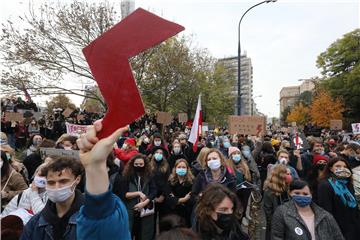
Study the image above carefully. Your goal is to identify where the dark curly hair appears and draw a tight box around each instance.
[41,156,83,177]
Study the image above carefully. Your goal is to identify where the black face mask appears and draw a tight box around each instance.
[215,213,235,231]
[134,166,145,173]
[316,163,326,171]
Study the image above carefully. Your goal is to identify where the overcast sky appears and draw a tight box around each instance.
[1,0,359,118]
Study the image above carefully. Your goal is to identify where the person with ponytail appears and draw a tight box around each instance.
[317,157,360,240]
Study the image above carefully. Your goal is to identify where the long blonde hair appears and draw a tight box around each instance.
[263,164,288,195]
[226,152,251,181]
[169,159,194,185]
[196,147,211,168]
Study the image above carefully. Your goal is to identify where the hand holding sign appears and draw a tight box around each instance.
[83,8,184,139]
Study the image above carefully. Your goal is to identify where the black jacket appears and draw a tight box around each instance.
[317,179,360,240]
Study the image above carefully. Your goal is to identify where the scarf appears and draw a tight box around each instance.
[328,178,357,208]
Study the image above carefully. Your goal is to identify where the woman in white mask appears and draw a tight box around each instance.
[192,148,236,198]
[1,163,48,218]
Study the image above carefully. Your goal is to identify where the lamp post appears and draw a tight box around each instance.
[251,94,262,115]
[237,0,277,115]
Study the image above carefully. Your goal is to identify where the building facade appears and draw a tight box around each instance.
[279,79,315,116]
[218,53,254,115]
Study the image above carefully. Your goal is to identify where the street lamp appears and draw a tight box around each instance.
[237,0,277,115]
[251,94,262,115]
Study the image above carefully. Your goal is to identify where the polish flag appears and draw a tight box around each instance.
[188,95,202,152]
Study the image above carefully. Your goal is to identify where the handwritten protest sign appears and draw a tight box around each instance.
[228,115,266,136]
[178,113,188,123]
[330,120,343,130]
[40,147,79,160]
[352,123,360,135]
[65,122,90,137]
[157,112,172,125]
[4,112,24,122]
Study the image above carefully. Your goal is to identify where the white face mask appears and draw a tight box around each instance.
[173,147,181,155]
[46,181,77,203]
[279,157,288,165]
[143,138,150,144]
[122,143,128,149]
[63,146,72,151]
[154,140,161,147]
[0,160,3,169]
[34,176,47,188]
[207,159,221,170]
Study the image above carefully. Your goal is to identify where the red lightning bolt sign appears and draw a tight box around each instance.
[83,8,184,139]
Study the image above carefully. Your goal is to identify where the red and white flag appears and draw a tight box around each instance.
[188,95,202,152]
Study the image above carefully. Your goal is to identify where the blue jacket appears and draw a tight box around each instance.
[76,187,131,240]
[20,211,79,240]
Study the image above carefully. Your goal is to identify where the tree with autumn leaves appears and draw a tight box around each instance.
[287,90,345,128]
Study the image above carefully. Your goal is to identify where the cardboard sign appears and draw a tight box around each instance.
[157,112,172,125]
[82,8,184,139]
[40,147,79,160]
[62,108,73,117]
[4,112,24,122]
[65,122,90,137]
[352,123,360,135]
[228,115,266,136]
[330,120,343,130]
[178,113,188,123]
[202,122,209,133]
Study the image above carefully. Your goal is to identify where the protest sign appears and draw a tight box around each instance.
[65,122,90,137]
[40,147,80,160]
[202,122,209,133]
[228,115,266,136]
[4,112,24,122]
[157,112,172,125]
[82,8,184,139]
[352,123,360,135]
[178,113,188,123]
[330,120,343,130]
[290,130,310,150]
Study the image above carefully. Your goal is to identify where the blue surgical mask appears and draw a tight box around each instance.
[223,142,230,149]
[154,153,163,162]
[292,195,312,207]
[232,154,241,163]
[176,168,187,176]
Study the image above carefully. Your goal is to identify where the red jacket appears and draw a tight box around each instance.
[114,148,139,163]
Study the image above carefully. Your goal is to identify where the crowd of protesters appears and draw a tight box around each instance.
[1,98,360,239]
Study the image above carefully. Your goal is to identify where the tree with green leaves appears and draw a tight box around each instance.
[46,94,76,113]
[317,28,360,122]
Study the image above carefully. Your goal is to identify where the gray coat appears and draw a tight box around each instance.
[271,201,344,240]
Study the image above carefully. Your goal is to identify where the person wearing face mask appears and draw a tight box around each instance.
[317,157,360,240]
[272,180,345,240]
[268,150,299,180]
[146,133,169,156]
[113,154,157,240]
[56,135,78,151]
[114,138,139,165]
[339,143,360,169]
[151,146,171,232]
[263,164,291,240]
[195,183,249,240]
[1,163,48,218]
[192,149,236,198]
[22,134,45,180]
[219,138,231,158]
[28,119,40,137]
[21,156,84,240]
[23,134,43,158]
[168,141,188,170]
[255,141,277,190]
[300,139,326,181]
[166,159,195,227]
[1,151,28,211]
[307,155,329,204]
[226,147,252,221]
